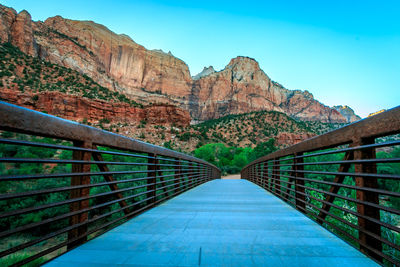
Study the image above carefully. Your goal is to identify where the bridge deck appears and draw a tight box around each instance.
[47,179,378,266]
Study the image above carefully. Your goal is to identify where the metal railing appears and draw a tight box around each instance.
[0,101,220,266]
[241,106,400,266]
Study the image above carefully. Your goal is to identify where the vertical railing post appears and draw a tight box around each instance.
[294,153,305,211]
[248,167,250,181]
[250,164,253,182]
[261,163,264,187]
[267,160,275,191]
[198,163,203,184]
[253,164,256,183]
[203,164,206,182]
[270,159,276,193]
[354,138,382,262]
[260,161,268,188]
[274,158,281,196]
[202,163,205,183]
[180,161,186,190]
[271,160,276,192]
[174,159,181,194]
[258,164,260,186]
[188,162,193,189]
[255,163,259,185]
[205,164,208,182]
[263,162,267,189]
[256,164,259,184]
[254,164,257,184]
[202,164,205,182]
[68,141,92,250]
[250,166,253,182]
[147,153,158,206]
[262,161,268,189]
[249,165,252,182]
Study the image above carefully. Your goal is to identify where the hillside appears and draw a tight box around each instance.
[103,110,345,153]
[0,42,140,107]
[0,42,190,127]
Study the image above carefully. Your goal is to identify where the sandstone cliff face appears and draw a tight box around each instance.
[0,4,357,124]
[0,88,190,126]
[333,105,361,123]
[0,6,16,43]
[0,6,35,55]
[39,16,192,100]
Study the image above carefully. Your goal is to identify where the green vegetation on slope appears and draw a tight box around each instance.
[149,110,345,153]
[0,42,142,107]
[190,110,310,147]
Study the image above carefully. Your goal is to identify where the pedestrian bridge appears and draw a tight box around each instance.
[46,179,377,266]
[0,102,399,266]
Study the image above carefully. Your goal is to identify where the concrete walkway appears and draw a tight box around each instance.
[222,174,241,179]
[47,179,378,267]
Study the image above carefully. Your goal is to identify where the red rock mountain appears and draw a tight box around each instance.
[191,57,346,122]
[0,5,357,123]
[333,105,361,123]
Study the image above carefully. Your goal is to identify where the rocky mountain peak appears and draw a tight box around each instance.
[18,9,31,18]
[292,89,313,100]
[227,56,260,72]
[43,15,64,27]
[333,105,361,123]
[193,66,215,80]
[0,6,36,56]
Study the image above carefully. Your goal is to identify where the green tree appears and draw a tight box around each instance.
[249,138,277,161]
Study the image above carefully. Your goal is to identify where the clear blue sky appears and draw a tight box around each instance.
[3,0,399,118]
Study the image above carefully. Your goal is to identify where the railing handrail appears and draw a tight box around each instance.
[245,105,400,168]
[0,101,216,168]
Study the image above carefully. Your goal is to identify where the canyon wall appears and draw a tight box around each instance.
[0,88,190,126]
